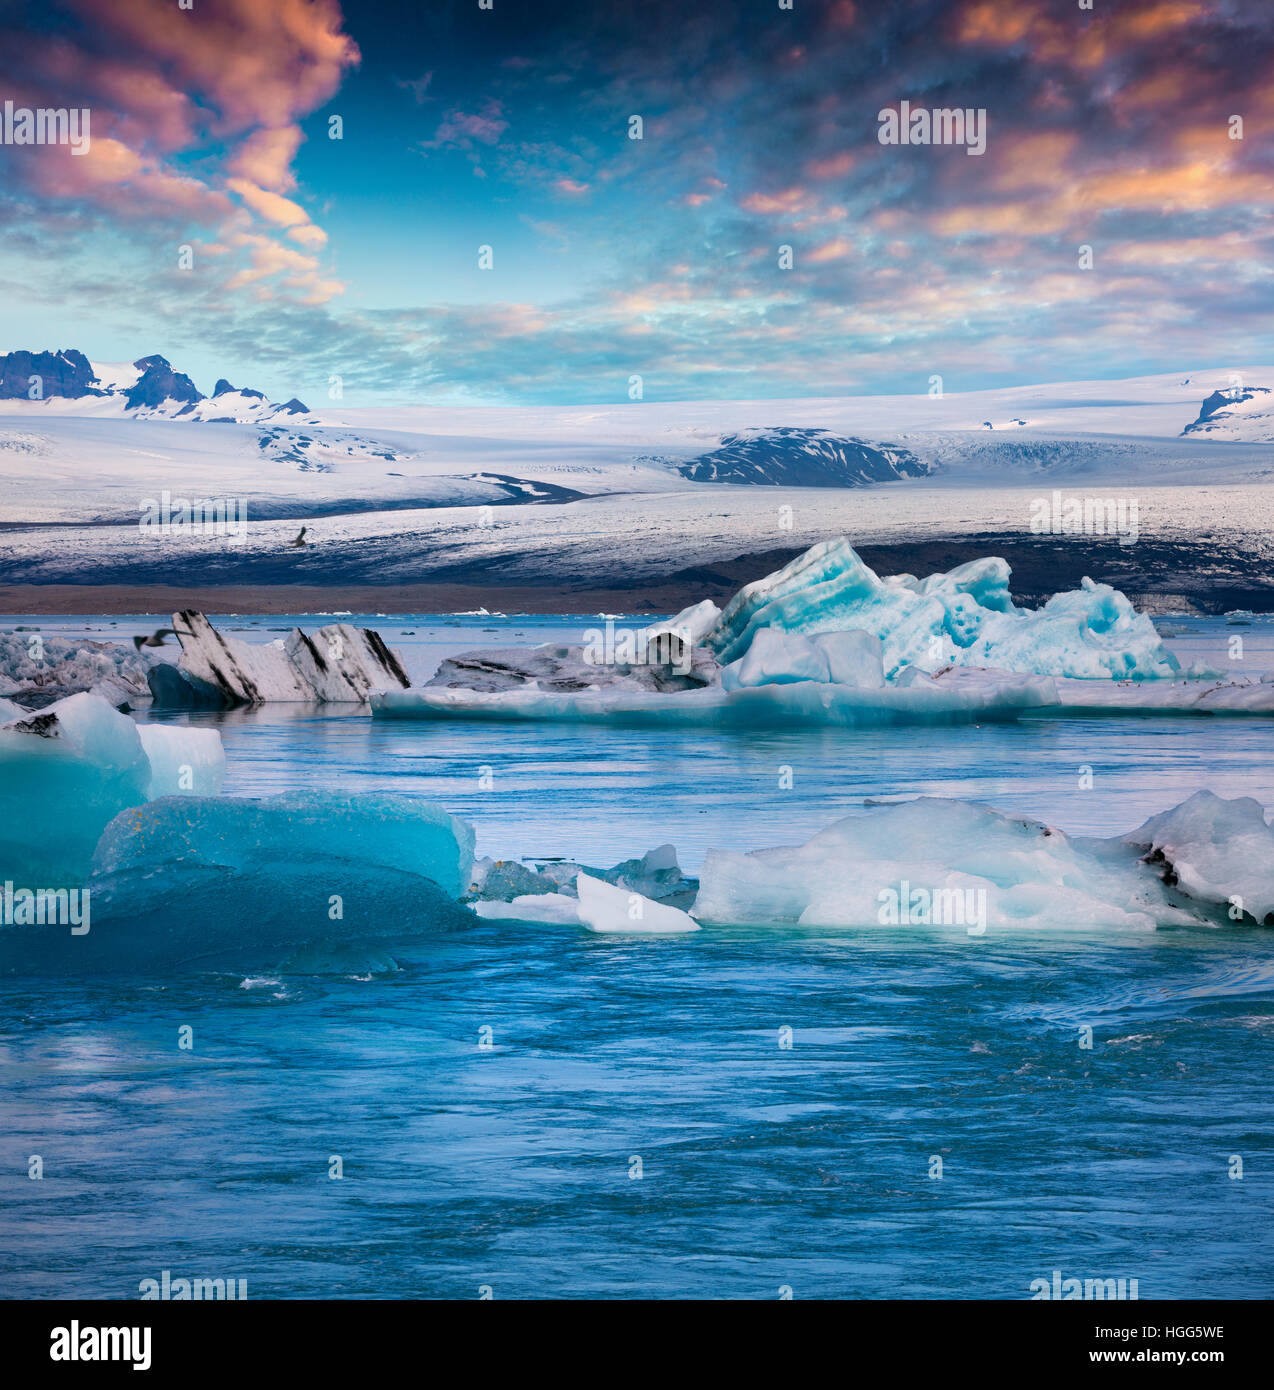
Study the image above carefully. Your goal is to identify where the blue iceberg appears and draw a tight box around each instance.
[0,694,224,885]
[707,538,1179,680]
[1,791,476,974]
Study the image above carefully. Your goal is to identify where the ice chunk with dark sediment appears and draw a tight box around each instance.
[427,638,719,695]
[472,842,696,906]
[156,610,412,706]
[0,629,156,707]
[473,875,700,933]
[1124,791,1274,923]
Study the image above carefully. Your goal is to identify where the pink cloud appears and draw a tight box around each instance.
[0,0,359,309]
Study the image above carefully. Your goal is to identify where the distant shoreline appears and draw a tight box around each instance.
[3,533,1272,617]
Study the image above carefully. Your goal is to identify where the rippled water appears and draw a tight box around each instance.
[1,614,1272,1299]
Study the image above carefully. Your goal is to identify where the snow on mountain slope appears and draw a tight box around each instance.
[3,366,1274,529]
[0,414,606,524]
[320,367,1274,441]
[1181,387,1274,442]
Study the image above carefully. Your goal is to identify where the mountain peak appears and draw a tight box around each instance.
[0,346,310,424]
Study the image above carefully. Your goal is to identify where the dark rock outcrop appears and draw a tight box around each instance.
[0,348,99,399]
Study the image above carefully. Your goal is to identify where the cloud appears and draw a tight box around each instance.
[229,127,305,193]
[0,0,357,308]
[420,101,508,152]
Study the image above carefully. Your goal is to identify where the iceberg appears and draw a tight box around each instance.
[576,873,699,934]
[426,636,718,695]
[474,876,699,934]
[0,695,229,884]
[0,792,476,974]
[155,611,413,707]
[379,538,1251,730]
[1124,791,1274,922]
[692,794,1268,931]
[473,892,583,925]
[0,629,155,708]
[374,667,1055,728]
[0,693,155,884]
[721,627,885,691]
[471,843,696,907]
[1050,672,1274,715]
[705,538,1178,680]
[135,722,226,798]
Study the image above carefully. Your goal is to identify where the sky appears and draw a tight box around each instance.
[1,0,1272,406]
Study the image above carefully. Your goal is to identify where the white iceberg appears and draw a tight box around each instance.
[692,793,1269,932]
[135,723,226,798]
[706,538,1178,680]
[576,873,699,934]
[1124,791,1274,922]
[473,892,583,925]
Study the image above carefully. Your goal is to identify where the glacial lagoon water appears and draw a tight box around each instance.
[2,613,1273,1299]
